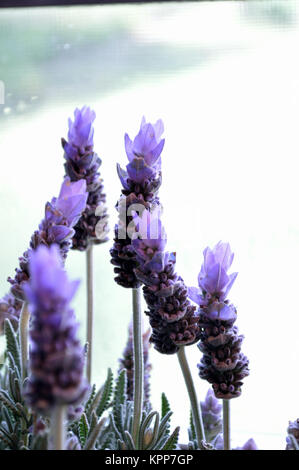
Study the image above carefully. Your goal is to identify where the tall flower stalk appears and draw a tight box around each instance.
[131,287,144,446]
[6,177,88,380]
[189,242,249,450]
[24,245,88,450]
[110,117,164,447]
[131,209,205,446]
[62,106,109,383]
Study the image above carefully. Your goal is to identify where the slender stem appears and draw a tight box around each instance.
[177,346,205,447]
[51,405,66,450]
[19,301,30,382]
[131,287,144,449]
[86,244,94,383]
[223,399,231,450]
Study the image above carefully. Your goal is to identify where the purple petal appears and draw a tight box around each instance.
[116,163,130,190]
[153,119,164,141]
[48,225,74,243]
[222,272,238,299]
[56,194,88,227]
[126,158,155,183]
[188,286,203,306]
[124,133,134,162]
[146,138,165,166]
[198,265,229,295]
[133,123,158,155]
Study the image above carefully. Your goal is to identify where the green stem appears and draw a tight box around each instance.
[177,346,205,447]
[19,302,30,382]
[131,287,144,449]
[86,244,94,383]
[51,405,66,450]
[223,399,231,450]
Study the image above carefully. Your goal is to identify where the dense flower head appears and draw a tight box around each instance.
[110,117,164,289]
[188,242,238,306]
[131,209,168,273]
[24,245,88,413]
[67,106,95,154]
[62,106,109,250]
[123,117,164,183]
[234,438,258,450]
[7,178,88,302]
[200,388,222,443]
[131,208,200,354]
[192,243,249,399]
[286,419,299,450]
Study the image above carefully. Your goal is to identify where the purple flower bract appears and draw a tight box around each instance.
[24,245,88,413]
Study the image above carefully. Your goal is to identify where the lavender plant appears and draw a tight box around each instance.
[3,178,88,382]
[234,438,258,450]
[200,388,222,443]
[2,111,295,452]
[188,242,249,449]
[110,116,164,288]
[8,177,88,302]
[286,419,299,450]
[62,106,108,250]
[24,245,89,449]
[110,117,165,447]
[131,209,205,447]
[62,106,109,383]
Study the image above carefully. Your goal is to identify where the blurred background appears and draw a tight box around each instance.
[0,0,299,450]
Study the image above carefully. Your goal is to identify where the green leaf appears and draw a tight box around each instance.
[112,370,127,433]
[4,320,21,372]
[78,413,89,447]
[157,410,172,440]
[84,384,96,417]
[162,426,180,450]
[161,392,171,418]
[0,389,21,416]
[113,369,127,408]
[84,417,106,450]
[123,430,135,450]
[96,368,113,418]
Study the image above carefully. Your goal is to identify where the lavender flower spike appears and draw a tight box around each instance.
[235,438,258,450]
[24,245,89,413]
[110,117,164,288]
[200,388,222,443]
[7,177,88,302]
[62,106,109,250]
[286,419,299,450]
[132,208,200,354]
[191,242,249,399]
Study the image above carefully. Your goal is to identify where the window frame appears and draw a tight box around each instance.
[0,0,199,8]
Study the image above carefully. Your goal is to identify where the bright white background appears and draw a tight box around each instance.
[1,0,299,449]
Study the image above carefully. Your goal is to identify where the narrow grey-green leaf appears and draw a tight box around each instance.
[162,426,180,450]
[96,368,113,418]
